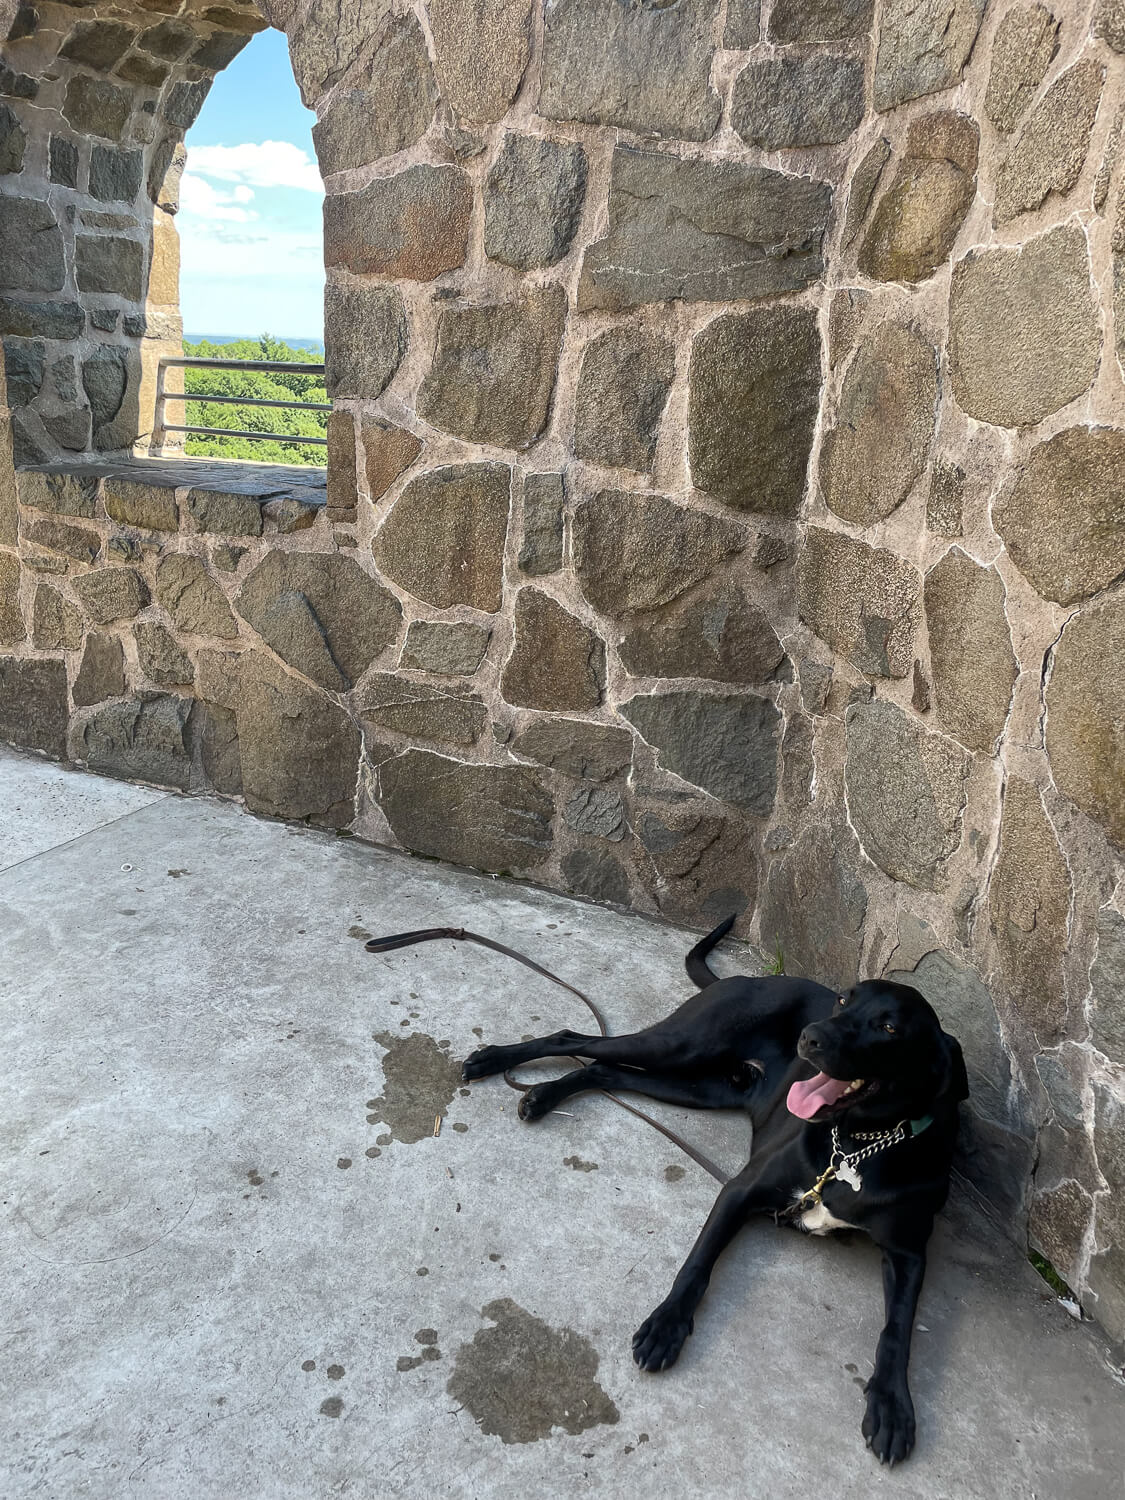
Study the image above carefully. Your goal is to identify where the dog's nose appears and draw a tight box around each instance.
[799,1026,822,1054]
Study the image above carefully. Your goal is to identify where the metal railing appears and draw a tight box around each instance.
[155,356,330,448]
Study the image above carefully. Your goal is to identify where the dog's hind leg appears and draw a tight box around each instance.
[463,1020,726,1082]
[517,1062,752,1121]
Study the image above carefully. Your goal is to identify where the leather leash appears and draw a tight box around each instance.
[364,925,729,1184]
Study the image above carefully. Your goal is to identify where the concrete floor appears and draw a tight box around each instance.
[1,746,1122,1499]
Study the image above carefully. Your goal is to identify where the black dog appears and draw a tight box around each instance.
[462,915,968,1466]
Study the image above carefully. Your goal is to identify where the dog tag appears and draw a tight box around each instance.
[837,1160,862,1191]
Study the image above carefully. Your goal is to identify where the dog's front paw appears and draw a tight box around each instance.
[862,1380,915,1466]
[462,1045,508,1081]
[517,1084,554,1121]
[632,1302,694,1372]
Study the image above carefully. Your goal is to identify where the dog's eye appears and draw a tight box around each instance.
[838,995,846,1006]
[883,1023,896,1034]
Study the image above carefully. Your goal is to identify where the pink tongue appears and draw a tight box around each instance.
[787,1072,852,1120]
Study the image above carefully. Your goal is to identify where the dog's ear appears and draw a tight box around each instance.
[939,1034,969,1103]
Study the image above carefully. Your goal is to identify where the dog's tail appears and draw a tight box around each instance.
[685,913,737,989]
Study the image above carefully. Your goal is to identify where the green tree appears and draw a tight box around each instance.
[179,335,328,466]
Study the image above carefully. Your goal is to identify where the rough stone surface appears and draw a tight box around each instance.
[564,784,626,842]
[874,0,986,111]
[759,822,868,991]
[1090,907,1125,1062]
[573,490,745,619]
[185,489,263,538]
[0,552,22,645]
[483,133,588,270]
[845,699,970,890]
[820,322,937,524]
[622,690,779,815]
[374,464,510,613]
[418,286,566,451]
[1046,593,1125,848]
[841,138,891,249]
[82,345,135,451]
[72,632,125,706]
[501,590,605,712]
[89,144,143,204]
[989,777,1071,1043]
[286,0,401,104]
[428,0,532,122]
[310,13,436,172]
[724,0,761,43]
[949,226,1098,429]
[510,718,632,781]
[323,166,472,281]
[688,306,821,516]
[0,102,25,172]
[924,548,1017,754]
[378,750,552,871]
[72,567,149,624]
[859,113,979,283]
[2,338,43,408]
[574,327,674,475]
[22,516,101,564]
[0,297,83,343]
[993,427,1125,606]
[34,583,84,651]
[927,461,965,536]
[539,0,720,140]
[635,800,757,931]
[560,848,630,906]
[17,471,99,521]
[323,282,406,400]
[578,147,832,311]
[798,528,920,678]
[618,584,784,686]
[360,417,420,504]
[62,75,130,140]
[237,552,402,692]
[0,198,65,294]
[0,655,69,757]
[401,620,490,677]
[1094,0,1125,50]
[731,54,865,149]
[135,620,193,686]
[519,473,564,576]
[104,476,178,532]
[359,675,487,746]
[770,0,874,40]
[154,555,238,639]
[985,3,1060,133]
[76,234,145,305]
[79,694,194,790]
[995,60,1104,225]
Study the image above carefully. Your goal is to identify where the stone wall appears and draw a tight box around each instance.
[2,0,1124,1342]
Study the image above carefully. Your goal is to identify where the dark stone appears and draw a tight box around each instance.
[122,313,147,337]
[0,296,83,340]
[759,822,867,991]
[379,750,552,871]
[511,718,633,781]
[988,777,1071,1043]
[724,0,760,43]
[311,14,436,172]
[622,690,779,814]
[186,488,263,537]
[845,699,969,890]
[574,327,674,474]
[799,659,833,714]
[798,527,920,678]
[0,197,65,294]
[212,544,246,572]
[0,101,25,173]
[72,567,149,623]
[731,53,865,149]
[80,344,132,445]
[501,589,605,712]
[754,535,791,570]
[561,849,630,906]
[1090,907,1125,1061]
[73,632,126,706]
[820,322,937,524]
[874,0,986,111]
[60,19,135,69]
[0,62,37,98]
[986,3,1060,134]
[134,621,192,686]
[76,236,144,299]
[196,698,241,795]
[42,408,91,452]
[237,551,402,691]
[49,356,78,404]
[841,138,891,248]
[539,0,721,141]
[0,655,69,757]
[88,144,143,203]
[770,0,873,40]
[80,694,194,789]
[0,337,43,406]
[564,785,626,842]
[418,286,567,451]
[1031,1181,1093,1286]
[401,620,490,676]
[578,146,832,311]
[927,461,965,535]
[138,19,196,60]
[323,166,472,281]
[859,112,979,283]
[89,307,119,332]
[359,675,487,746]
[688,306,821,515]
[949,225,1098,428]
[374,464,510,613]
[484,132,588,270]
[1094,1082,1125,1191]
[325,410,356,523]
[0,552,23,645]
[116,52,170,87]
[924,548,1017,754]
[635,799,756,932]
[428,0,532,122]
[191,30,250,70]
[994,426,1125,606]
[573,490,745,619]
[1094,0,1125,52]
[1046,593,1125,847]
[618,584,784,685]
[265,497,319,534]
[103,474,178,531]
[155,555,238,638]
[519,473,564,576]
[323,281,406,400]
[48,136,79,187]
[63,75,130,139]
[23,516,100,563]
[360,416,421,502]
[994,60,1103,226]
[165,80,208,131]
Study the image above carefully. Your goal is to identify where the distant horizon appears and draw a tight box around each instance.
[184,332,324,349]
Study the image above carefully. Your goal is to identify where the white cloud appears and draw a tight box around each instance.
[186,140,323,195]
[180,172,259,223]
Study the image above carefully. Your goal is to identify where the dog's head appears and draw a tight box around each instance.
[788,979,968,1126]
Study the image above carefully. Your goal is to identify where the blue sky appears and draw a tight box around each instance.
[179,28,324,341]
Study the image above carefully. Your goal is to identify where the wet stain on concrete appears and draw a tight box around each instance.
[167,868,189,878]
[368,1032,464,1144]
[664,1164,686,1182]
[397,1354,423,1371]
[327,1364,345,1379]
[415,1328,438,1344]
[301,1360,316,1372]
[319,1397,344,1418]
[337,1157,352,1169]
[365,1146,381,1159]
[452,1122,469,1133]
[447,1298,620,1444]
[564,1156,598,1172]
[348,925,372,940]
[417,1266,429,1276]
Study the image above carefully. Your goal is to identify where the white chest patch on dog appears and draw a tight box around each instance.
[797,1201,856,1236]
